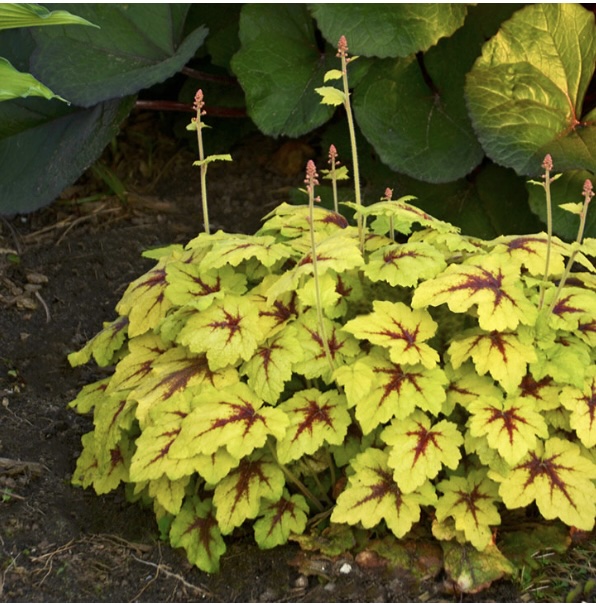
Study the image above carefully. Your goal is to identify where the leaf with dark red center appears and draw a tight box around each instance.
[68,315,129,367]
[68,377,111,414]
[532,334,591,388]
[331,448,437,539]
[445,364,503,414]
[491,233,568,276]
[200,234,291,270]
[412,255,537,331]
[516,373,560,411]
[212,452,285,534]
[493,437,596,531]
[253,490,309,549]
[435,468,501,550]
[561,367,596,447]
[381,410,463,493]
[93,390,136,452]
[544,286,596,331]
[169,496,226,573]
[276,388,351,464]
[146,474,190,515]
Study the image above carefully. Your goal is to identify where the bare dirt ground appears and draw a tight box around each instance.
[0,112,532,602]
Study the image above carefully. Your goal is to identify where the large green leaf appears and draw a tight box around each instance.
[0,57,66,102]
[0,3,97,30]
[30,4,208,107]
[466,4,596,176]
[310,4,468,58]
[230,4,335,137]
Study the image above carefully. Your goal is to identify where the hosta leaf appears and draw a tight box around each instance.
[200,234,291,270]
[169,382,288,460]
[560,367,596,448]
[276,388,351,464]
[342,301,440,368]
[169,496,226,573]
[435,469,501,551]
[381,411,463,494]
[147,475,190,515]
[68,315,128,367]
[467,396,549,465]
[363,241,447,287]
[116,263,172,337]
[213,452,285,534]
[448,328,537,393]
[335,347,448,434]
[412,254,537,331]
[493,438,596,531]
[240,326,304,404]
[331,448,437,539]
[491,234,568,277]
[177,295,265,370]
[165,262,247,310]
[253,490,309,549]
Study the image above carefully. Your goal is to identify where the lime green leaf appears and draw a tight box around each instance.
[493,438,596,531]
[169,496,226,573]
[0,3,97,29]
[465,4,596,175]
[213,453,285,534]
[467,396,549,465]
[192,153,232,167]
[314,85,346,107]
[532,335,591,388]
[323,69,343,82]
[240,326,304,404]
[448,327,538,393]
[382,411,463,494]
[516,373,560,412]
[546,287,596,331]
[200,234,291,270]
[68,378,111,414]
[331,448,437,539]
[445,363,503,412]
[93,390,136,453]
[194,448,239,485]
[491,234,569,277]
[0,58,67,102]
[254,490,309,549]
[147,475,190,515]
[436,469,501,551]
[412,255,537,331]
[276,388,351,464]
[363,241,447,288]
[342,301,440,368]
[169,383,288,460]
[116,263,172,337]
[68,315,128,367]
[560,367,596,448]
[177,295,265,370]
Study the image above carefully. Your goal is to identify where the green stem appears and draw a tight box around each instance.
[538,166,553,310]
[330,157,339,214]
[195,120,210,235]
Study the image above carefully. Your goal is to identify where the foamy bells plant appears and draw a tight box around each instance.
[68,39,596,588]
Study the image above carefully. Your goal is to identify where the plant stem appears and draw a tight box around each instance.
[538,156,554,310]
[193,90,210,234]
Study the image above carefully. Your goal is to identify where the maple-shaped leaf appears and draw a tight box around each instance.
[491,234,569,277]
[448,327,537,394]
[577,317,596,347]
[335,347,448,434]
[363,241,447,288]
[532,334,591,389]
[176,294,265,370]
[411,255,537,331]
[466,396,549,465]
[342,301,439,368]
[116,262,173,337]
[194,448,240,485]
[246,278,299,337]
[560,366,596,448]
[253,490,309,549]
[445,363,504,413]
[200,234,292,270]
[68,315,129,367]
[212,452,285,535]
[147,474,190,515]
[165,262,247,311]
[331,447,437,539]
[492,438,596,531]
[169,496,226,573]
[169,382,288,461]
[240,326,304,404]
[435,469,501,551]
[68,377,111,414]
[93,390,136,453]
[293,310,361,383]
[276,388,351,464]
[515,373,561,412]
[381,411,463,494]
[544,286,596,331]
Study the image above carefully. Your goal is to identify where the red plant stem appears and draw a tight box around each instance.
[134,99,246,118]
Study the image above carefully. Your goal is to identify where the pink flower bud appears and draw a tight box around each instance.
[329,144,338,160]
[384,188,393,200]
[337,35,348,59]
[583,179,594,203]
[304,160,319,188]
[542,154,553,172]
[193,89,206,115]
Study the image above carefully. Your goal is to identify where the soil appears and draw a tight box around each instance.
[0,113,525,603]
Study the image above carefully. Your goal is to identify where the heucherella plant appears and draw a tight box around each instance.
[68,37,596,592]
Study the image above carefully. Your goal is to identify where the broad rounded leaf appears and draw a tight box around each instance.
[254,491,309,549]
[0,57,66,102]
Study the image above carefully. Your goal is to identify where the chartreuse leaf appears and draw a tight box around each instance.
[93,390,136,454]
[466,396,549,465]
[169,382,288,461]
[68,378,111,414]
[147,475,190,515]
[412,254,537,331]
[177,294,265,370]
[492,438,596,530]
[0,3,97,29]
[342,301,440,368]
[445,363,503,412]
[516,373,560,412]
[200,234,291,270]
[240,325,304,404]
[435,469,501,551]
[332,448,437,539]
[213,451,285,534]
[381,411,463,494]
[335,347,448,434]
[363,241,447,287]
[169,496,225,573]
[68,315,128,367]
[545,286,596,331]
[254,490,309,549]
[532,334,591,388]
[276,388,351,464]
[0,58,67,102]
[491,234,569,277]
[117,262,172,337]
[448,327,537,393]
[560,366,596,448]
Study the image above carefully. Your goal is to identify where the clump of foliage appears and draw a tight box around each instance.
[68,36,596,593]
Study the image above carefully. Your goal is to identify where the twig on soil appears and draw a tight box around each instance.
[0,487,25,501]
[34,291,51,323]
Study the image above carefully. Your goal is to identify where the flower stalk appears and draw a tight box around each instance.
[539,154,554,310]
[192,89,211,234]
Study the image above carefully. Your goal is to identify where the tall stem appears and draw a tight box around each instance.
[538,155,554,310]
[193,89,210,235]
